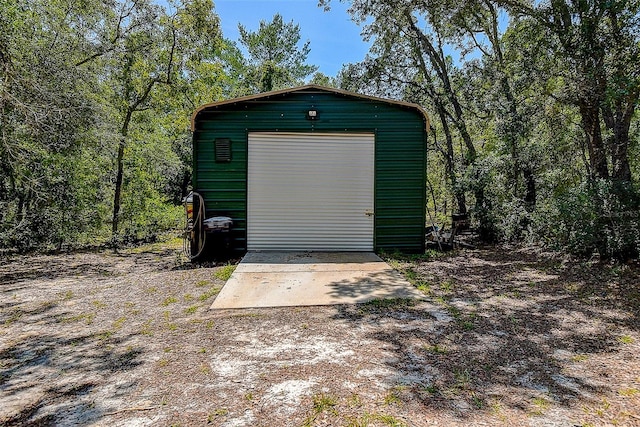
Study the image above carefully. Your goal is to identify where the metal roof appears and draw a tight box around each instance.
[190,84,430,131]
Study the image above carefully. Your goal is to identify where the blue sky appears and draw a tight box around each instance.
[214,0,371,77]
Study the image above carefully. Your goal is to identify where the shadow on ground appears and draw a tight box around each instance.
[2,244,638,426]
[1,326,144,426]
[332,247,640,424]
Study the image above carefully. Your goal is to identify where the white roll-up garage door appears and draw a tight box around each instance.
[247,132,374,251]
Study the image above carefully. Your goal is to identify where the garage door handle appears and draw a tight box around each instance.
[365,210,374,217]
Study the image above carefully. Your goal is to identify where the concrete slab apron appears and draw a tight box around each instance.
[211,252,423,309]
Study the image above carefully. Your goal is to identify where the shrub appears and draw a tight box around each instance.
[548,179,640,260]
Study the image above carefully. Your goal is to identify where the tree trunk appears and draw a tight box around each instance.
[602,103,634,182]
[111,137,125,238]
[611,123,632,182]
[111,108,133,239]
[523,167,536,212]
[436,106,467,214]
[474,184,495,242]
[497,71,521,196]
[602,6,636,183]
[407,30,467,214]
[110,78,157,243]
[405,9,477,163]
[483,0,521,195]
[579,102,609,179]
[16,192,26,228]
[261,62,275,92]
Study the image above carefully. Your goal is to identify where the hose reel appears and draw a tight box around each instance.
[183,191,233,260]
[183,191,206,260]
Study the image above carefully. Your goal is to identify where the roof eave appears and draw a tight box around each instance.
[190,84,430,132]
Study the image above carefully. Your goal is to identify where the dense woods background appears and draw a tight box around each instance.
[1,0,638,259]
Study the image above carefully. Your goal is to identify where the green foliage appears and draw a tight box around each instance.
[0,1,329,252]
[544,180,640,260]
[0,3,84,248]
[0,0,224,251]
[117,112,185,241]
[331,0,639,260]
[2,0,638,263]
[309,72,338,87]
[236,13,318,93]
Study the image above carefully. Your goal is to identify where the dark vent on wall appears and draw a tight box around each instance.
[215,138,232,162]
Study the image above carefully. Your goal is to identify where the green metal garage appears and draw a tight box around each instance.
[190,85,429,254]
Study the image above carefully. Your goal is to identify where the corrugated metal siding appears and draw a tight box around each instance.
[247,132,374,251]
[193,88,426,253]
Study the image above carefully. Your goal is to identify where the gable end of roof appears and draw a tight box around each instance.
[190,84,430,132]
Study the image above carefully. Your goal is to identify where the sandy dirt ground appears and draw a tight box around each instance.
[1,240,639,426]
